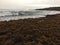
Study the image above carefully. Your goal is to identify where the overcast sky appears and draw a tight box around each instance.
[0,0,60,10]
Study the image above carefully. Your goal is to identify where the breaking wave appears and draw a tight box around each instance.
[0,10,60,21]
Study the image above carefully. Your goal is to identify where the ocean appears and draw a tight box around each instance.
[0,10,60,21]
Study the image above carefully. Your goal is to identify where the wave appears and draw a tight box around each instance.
[0,10,60,21]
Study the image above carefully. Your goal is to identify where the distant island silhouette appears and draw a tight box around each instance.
[36,7,60,11]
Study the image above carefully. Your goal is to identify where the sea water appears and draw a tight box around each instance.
[0,10,60,21]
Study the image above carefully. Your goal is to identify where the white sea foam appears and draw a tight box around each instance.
[0,10,60,21]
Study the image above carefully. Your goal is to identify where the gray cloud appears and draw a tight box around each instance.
[0,0,60,9]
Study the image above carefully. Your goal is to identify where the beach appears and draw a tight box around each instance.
[0,14,60,45]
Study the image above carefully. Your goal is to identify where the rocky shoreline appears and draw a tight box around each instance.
[0,14,60,45]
